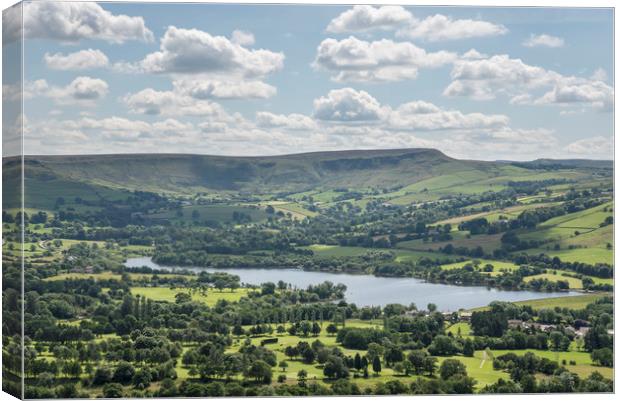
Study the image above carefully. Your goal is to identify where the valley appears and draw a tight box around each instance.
[2,148,614,397]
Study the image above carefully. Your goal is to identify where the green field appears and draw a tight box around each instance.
[398,232,503,253]
[147,204,269,224]
[440,259,519,276]
[131,286,251,306]
[523,273,584,289]
[302,244,453,263]
[471,293,611,311]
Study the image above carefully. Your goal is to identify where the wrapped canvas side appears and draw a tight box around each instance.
[2,2,24,399]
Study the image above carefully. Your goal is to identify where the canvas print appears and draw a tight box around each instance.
[1,1,615,398]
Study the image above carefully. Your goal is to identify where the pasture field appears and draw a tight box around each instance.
[45,272,195,282]
[539,202,612,229]
[398,232,503,253]
[515,202,613,265]
[523,273,583,289]
[235,326,510,389]
[131,286,252,306]
[471,293,611,311]
[446,322,472,337]
[439,259,519,276]
[301,245,452,263]
[526,246,613,265]
[147,204,269,224]
[273,202,318,219]
[489,349,610,377]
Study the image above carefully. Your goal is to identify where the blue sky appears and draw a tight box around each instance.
[4,2,614,159]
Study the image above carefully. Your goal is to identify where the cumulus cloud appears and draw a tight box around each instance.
[313,36,456,82]
[535,81,614,111]
[444,54,613,110]
[311,88,508,132]
[590,68,608,82]
[462,49,488,60]
[523,34,565,48]
[326,5,413,33]
[139,26,284,78]
[62,76,109,101]
[565,136,613,158]
[122,87,228,117]
[231,30,255,46]
[44,49,109,71]
[388,101,509,131]
[173,79,276,100]
[256,112,317,130]
[397,14,507,42]
[20,77,108,105]
[325,6,506,42]
[313,88,387,122]
[20,2,153,44]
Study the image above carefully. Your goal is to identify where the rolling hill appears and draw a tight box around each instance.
[2,149,612,208]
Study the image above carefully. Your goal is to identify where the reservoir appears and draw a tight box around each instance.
[125,257,580,311]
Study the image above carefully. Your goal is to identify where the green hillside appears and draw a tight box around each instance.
[3,150,612,210]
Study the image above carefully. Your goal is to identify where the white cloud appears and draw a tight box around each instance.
[590,68,608,82]
[313,88,387,122]
[174,79,276,100]
[397,14,507,42]
[199,121,230,133]
[535,81,614,111]
[388,101,509,131]
[256,112,317,130]
[20,77,108,105]
[60,77,109,101]
[326,5,413,33]
[523,34,565,48]
[21,2,153,43]
[139,26,284,78]
[462,49,488,59]
[313,36,456,82]
[326,6,505,42]
[565,136,612,158]
[231,30,255,46]
[122,87,228,117]
[311,88,508,132]
[444,54,613,110]
[44,49,109,71]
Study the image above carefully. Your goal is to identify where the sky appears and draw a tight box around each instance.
[2,2,614,160]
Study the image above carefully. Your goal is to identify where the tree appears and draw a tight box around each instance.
[354,353,362,371]
[132,369,152,390]
[323,356,349,379]
[261,282,276,295]
[112,361,135,384]
[591,348,613,367]
[279,360,288,372]
[102,383,124,398]
[440,359,467,380]
[174,293,192,304]
[428,335,459,356]
[246,360,272,384]
[372,356,382,376]
[462,339,475,357]
[326,323,338,336]
[384,346,404,366]
[297,369,308,387]
[311,322,321,336]
[284,346,299,360]
[549,331,569,353]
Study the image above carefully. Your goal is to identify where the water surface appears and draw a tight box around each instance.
[125,257,579,311]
